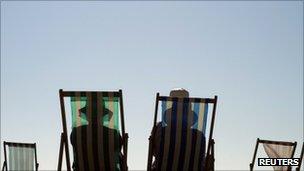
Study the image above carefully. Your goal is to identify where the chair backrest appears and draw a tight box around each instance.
[153,95,217,171]
[3,142,37,171]
[60,90,126,171]
[250,138,297,171]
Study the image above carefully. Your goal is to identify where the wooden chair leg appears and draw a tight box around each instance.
[36,163,39,171]
[2,162,6,171]
[211,140,215,171]
[124,133,129,171]
[57,133,64,171]
[147,135,156,171]
[122,133,129,171]
[249,163,253,171]
[205,139,215,171]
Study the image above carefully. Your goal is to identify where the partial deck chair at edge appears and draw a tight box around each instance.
[295,142,304,171]
[57,89,128,171]
[2,141,39,171]
[249,138,297,171]
[147,93,218,171]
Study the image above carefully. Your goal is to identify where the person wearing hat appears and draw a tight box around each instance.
[150,88,206,170]
[70,103,123,171]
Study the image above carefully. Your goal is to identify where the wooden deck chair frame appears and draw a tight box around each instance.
[296,142,304,171]
[249,138,297,171]
[2,141,39,171]
[146,93,218,171]
[57,89,128,171]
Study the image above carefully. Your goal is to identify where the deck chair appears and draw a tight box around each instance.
[57,89,128,171]
[295,142,303,171]
[2,141,38,171]
[249,138,297,171]
[147,93,218,171]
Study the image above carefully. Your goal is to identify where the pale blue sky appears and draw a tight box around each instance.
[1,1,303,170]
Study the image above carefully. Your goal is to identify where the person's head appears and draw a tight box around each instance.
[79,102,113,125]
[163,88,198,128]
[169,88,189,98]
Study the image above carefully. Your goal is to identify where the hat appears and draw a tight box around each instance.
[170,88,189,97]
[163,88,198,127]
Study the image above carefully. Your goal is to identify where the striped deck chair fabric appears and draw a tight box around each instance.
[155,97,209,171]
[250,139,297,171]
[2,142,38,171]
[262,142,296,171]
[69,92,122,171]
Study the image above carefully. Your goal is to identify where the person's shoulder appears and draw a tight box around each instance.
[102,126,120,134]
[72,125,88,131]
[192,129,206,138]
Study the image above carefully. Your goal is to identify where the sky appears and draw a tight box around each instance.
[1,1,303,170]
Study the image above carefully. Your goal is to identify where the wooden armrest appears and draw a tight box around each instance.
[2,161,6,171]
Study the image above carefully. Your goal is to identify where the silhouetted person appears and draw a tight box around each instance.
[151,88,206,171]
[70,102,122,171]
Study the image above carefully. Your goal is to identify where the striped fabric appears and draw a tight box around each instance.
[263,143,294,171]
[157,97,208,171]
[70,92,121,171]
[7,144,35,171]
